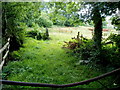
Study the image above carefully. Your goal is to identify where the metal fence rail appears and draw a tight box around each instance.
[1,67,120,88]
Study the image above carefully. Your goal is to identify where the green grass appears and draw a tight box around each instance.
[2,27,114,88]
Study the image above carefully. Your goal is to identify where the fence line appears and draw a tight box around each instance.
[0,38,10,70]
[1,67,120,88]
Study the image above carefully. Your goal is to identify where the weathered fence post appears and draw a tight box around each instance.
[0,38,10,70]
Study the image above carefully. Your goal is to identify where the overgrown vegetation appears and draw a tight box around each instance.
[2,2,53,51]
[62,32,120,87]
[63,32,120,68]
[3,28,118,88]
[2,1,120,89]
[26,27,49,40]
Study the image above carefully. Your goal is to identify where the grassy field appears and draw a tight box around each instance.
[3,26,114,88]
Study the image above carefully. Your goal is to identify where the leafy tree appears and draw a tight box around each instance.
[80,2,120,62]
[2,2,41,51]
[45,2,82,26]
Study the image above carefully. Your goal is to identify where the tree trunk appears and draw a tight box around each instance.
[92,7,103,63]
[92,8,102,51]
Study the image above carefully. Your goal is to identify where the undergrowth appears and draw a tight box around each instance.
[2,27,118,89]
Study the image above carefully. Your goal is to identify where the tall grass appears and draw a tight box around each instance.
[2,27,114,88]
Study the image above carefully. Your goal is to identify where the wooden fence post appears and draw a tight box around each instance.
[0,38,10,70]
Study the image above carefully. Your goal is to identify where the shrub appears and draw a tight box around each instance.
[106,34,120,52]
[74,39,95,60]
[64,20,74,27]
[35,17,53,28]
[42,28,49,40]
[31,22,37,27]
[101,46,120,68]
[101,34,120,68]
[26,29,43,40]
[36,33,42,40]
[10,51,21,61]
[26,20,34,27]
[9,27,25,51]
[27,30,38,39]
[63,35,95,60]
[26,27,49,40]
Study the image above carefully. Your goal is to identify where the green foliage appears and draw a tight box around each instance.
[80,2,119,60]
[102,46,120,68]
[82,2,119,21]
[23,2,41,27]
[2,2,34,51]
[9,27,25,51]
[74,39,97,62]
[111,16,120,30]
[107,34,120,52]
[26,27,49,40]
[63,36,95,61]
[26,30,42,40]
[36,32,42,40]
[3,27,119,88]
[10,51,21,61]
[3,36,108,88]
[27,30,38,38]
[45,2,83,27]
[42,28,49,40]
[96,33,120,68]
[63,33,120,70]
[27,22,36,27]
[35,16,53,28]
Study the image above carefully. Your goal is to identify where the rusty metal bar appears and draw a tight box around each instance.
[1,68,120,88]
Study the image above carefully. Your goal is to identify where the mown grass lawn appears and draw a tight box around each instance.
[3,27,113,88]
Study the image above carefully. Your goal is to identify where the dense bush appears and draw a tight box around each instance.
[10,51,21,61]
[63,35,95,60]
[107,34,120,52]
[64,20,73,27]
[26,30,42,40]
[35,17,53,28]
[26,27,49,40]
[26,22,36,27]
[9,26,26,51]
[2,2,36,51]
[55,20,65,26]
[101,34,120,68]
[42,28,49,40]
[63,33,120,69]
[74,39,96,61]
[27,30,37,38]
[102,46,120,68]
